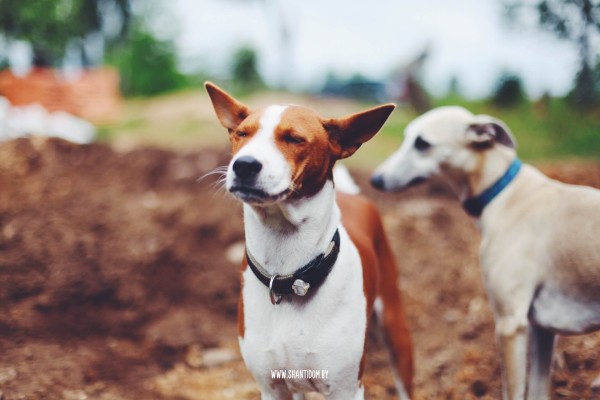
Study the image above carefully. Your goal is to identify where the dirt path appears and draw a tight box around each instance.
[0,137,599,399]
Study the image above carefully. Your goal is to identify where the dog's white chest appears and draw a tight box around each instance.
[239,231,367,394]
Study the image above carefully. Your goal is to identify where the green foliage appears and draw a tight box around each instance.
[491,72,525,108]
[107,25,189,97]
[568,62,599,107]
[0,0,77,62]
[231,46,263,91]
[0,0,130,65]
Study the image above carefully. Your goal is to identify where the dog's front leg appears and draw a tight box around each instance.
[526,324,554,400]
[496,316,528,400]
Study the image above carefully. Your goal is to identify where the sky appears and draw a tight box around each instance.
[168,0,586,99]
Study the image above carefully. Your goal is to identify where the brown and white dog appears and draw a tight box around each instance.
[205,82,413,400]
[371,106,600,400]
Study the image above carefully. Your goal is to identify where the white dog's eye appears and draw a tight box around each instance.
[414,136,431,151]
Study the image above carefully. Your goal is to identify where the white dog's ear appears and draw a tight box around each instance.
[324,103,395,159]
[467,115,517,149]
[205,82,251,131]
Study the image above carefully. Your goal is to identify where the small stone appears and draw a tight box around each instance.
[2,222,16,240]
[185,344,203,369]
[443,308,462,323]
[62,390,87,400]
[471,380,487,397]
[141,191,160,209]
[468,297,486,314]
[591,375,600,392]
[202,347,239,368]
[225,241,245,265]
[0,367,17,384]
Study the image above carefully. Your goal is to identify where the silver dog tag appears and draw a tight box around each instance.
[292,279,310,296]
[269,275,283,305]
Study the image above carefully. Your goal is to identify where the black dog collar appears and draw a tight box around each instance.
[246,229,341,305]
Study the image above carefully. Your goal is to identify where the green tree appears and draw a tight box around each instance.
[503,0,600,106]
[108,25,188,96]
[0,0,130,66]
[231,46,263,90]
[491,72,526,108]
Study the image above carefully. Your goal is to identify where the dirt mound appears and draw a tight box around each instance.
[0,138,243,399]
[0,137,599,399]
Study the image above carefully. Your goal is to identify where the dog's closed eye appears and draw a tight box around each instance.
[283,132,306,144]
[414,136,431,151]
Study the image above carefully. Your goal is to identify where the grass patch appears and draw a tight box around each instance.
[99,89,600,166]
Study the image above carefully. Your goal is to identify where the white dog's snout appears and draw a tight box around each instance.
[226,105,292,199]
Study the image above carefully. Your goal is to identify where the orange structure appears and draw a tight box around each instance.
[0,67,121,124]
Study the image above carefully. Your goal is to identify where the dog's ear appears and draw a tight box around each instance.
[205,82,250,131]
[467,115,517,149]
[324,104,395,159]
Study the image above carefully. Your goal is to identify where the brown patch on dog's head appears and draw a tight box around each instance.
[277,103,395,199]
[270,106,334,198]
[228,112,262,154]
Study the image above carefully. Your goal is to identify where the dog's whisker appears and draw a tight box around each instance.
[198,165,231,198]
[197,165,229,183]
[289,181,302,195]
[209,183,233,201]
[208,176,228,190]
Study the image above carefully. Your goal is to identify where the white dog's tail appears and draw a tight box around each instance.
[333,164,361,195]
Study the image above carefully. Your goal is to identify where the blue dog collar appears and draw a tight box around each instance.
[463,158,522,217]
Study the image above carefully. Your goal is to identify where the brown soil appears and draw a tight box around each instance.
[0,137,599,400]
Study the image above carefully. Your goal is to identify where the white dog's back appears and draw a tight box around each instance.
[333,164,361,195]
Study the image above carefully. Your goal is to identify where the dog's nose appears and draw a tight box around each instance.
[370,174,386,190]
[233,156,263,179]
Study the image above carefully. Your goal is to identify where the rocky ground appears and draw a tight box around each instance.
[0,137,599,399]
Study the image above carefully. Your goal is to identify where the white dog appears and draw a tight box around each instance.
[371,106,600,400]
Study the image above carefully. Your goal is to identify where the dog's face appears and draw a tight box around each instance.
[205,82,395,205]
[371,106,517,192]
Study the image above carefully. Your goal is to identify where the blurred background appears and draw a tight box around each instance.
[1,2,600,400]
[0,0,598,162]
